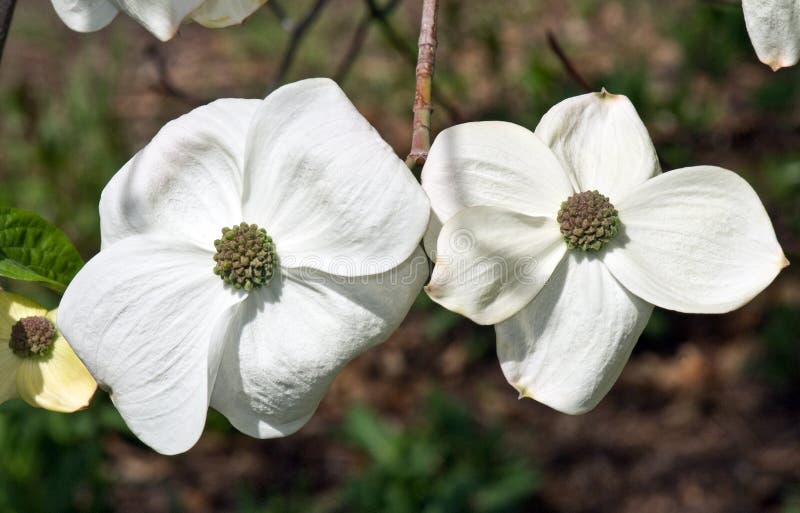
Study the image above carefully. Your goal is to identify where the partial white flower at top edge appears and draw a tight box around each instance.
[742,0,800,70]
[421,89,788,415]
[57,78,430,455]
[50,0,268,41]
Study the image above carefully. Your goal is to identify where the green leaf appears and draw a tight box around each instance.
[0,207,84,293]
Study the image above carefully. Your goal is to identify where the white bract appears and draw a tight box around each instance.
[422,90,787,415]
[58,78,430,455]
[742,0,800,70]
[51,0,268,41]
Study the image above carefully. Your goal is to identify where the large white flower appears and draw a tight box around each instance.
[58,78,430,455]
[51,0,268,41]
[742,0,800,70]
[422,90,787,415]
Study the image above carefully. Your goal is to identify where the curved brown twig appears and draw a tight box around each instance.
[268,0,331,92]
[546,30,593,93]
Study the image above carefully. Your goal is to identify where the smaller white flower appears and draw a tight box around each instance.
[0,292,97,412]
[422,90,787,415]
[51,0,268,41]
[58,78,430,454]
[742,0,800,70]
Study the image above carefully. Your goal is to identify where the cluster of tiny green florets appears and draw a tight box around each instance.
[9,316,56,358]
[557,190,620,251]
[213,222,276,291]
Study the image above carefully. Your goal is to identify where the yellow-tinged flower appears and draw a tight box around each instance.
[0,292,96,413]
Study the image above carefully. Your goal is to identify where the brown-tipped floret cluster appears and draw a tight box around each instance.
[10,316,56,358]
[557,190,620,251]
[213,222,276,291]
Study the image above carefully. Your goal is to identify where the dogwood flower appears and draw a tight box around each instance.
[51,0,268,41]
[58,78,430,455]
[422,90,787,415]
[742,0,800,70]
[0,291,96,412]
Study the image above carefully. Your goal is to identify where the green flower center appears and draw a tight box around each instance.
[9,316,56,358]
[213,222,276,291]
[557,190,620,251]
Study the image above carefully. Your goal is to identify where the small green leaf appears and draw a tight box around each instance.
[0,207,85,293]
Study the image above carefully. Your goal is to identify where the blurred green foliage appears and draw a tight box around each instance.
[341,393,538,513]
[0,56,124,309]
[752,307,800,393]
[245,393,539,513]
[416,293,494,362]
[0,59,125,260]
[764,157,800,237]
[784,487,800,513]
[0,396,125,513]
[0,49,128,513]
[673,2,750,78]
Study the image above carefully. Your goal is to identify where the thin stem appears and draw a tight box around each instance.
[368,0,415,62]
[546,30,593,93]
[0,0,17,69]
[405,0,438,171]
[268,0,330,92]
[144,44,207,107]
[268,0,294,31]
[367,0,461,123]
[335,0,403,82]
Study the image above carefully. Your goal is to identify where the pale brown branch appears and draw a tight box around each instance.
[405,0,438,171]
[367,0,462,123]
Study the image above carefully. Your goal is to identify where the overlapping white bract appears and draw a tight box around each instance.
[58,78,430,454]
[51,0,268,41]
[423,91,787,414]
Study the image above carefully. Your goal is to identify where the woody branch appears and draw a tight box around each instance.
[405,0,438,171]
